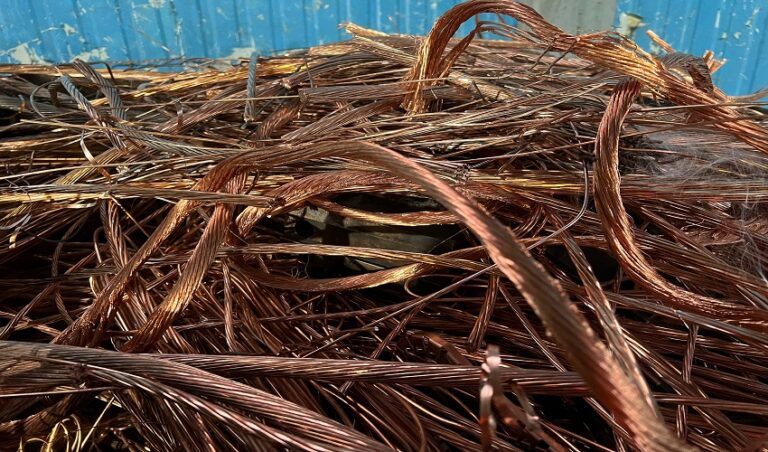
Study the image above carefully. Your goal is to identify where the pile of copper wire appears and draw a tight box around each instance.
[2,1,768,450]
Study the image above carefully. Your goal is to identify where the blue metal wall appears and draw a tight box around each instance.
[615,0,768,95]
[0,1,480,63]
[0,1,765,95]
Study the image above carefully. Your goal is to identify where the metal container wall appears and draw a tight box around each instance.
[0,0,765,94]
[0,1,474,63]
[616,0,767,95]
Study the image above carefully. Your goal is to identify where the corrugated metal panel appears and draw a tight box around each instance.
[0,0,464,64]
[616,0,767,94]
[521,0,616,33]
[0,1,764,95]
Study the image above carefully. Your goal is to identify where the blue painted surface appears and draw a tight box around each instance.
[616,0,768,95]
[0,1,764,95]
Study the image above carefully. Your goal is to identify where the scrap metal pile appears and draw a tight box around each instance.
[1,1,768,450]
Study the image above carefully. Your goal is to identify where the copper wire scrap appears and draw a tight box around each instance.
[1,1,768,451]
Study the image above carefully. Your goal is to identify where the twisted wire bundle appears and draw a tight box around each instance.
[1,1,768,450]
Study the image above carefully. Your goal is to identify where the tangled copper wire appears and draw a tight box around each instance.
[2,1,768,450]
